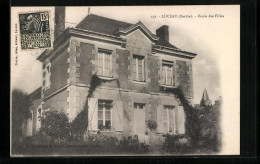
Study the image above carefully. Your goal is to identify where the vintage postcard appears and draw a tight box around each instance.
[10,6,240,156]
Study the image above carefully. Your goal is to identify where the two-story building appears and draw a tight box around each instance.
[34,7,197,144]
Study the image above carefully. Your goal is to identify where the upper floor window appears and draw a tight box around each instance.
[162,60,174,86]
[97,49,112,77]
[133,55,145,82]
[43,63,51,90]
[98,100,113,131]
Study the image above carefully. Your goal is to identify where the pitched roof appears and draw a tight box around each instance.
[76,14,178,49]
[28,87,41,101]
[76,14,132,36]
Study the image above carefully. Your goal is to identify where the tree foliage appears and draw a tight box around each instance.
[170,87,202,146]
[196,106,221,151]
[11,89,32,140]
[40,111,70,140]
[161,87,221,152]
[160,87,221,151]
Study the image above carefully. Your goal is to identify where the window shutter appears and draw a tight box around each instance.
[157,105,166,134]
[113,101,123,132]
[109,53,113,77]
[88,98,98,131]
[159,60,164,85]
[172,62,175,87]
[97,52,102,75]
[133,57,136,80]
[177,106,186,134]
[173,108,178,134]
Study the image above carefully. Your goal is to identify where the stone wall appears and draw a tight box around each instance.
[43,46,69,97]
[43,89,68,114]
[176,60,193,98]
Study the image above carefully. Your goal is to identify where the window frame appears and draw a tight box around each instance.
[162,60,174,86]
[134,103,146,110]
[164,105,177,133]
[133,54,145,82]
[97,49,113,78]
[98,99,113,131]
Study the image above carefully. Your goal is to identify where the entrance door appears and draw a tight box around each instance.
[133,103,146,143]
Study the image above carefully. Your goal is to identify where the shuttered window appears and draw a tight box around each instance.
[98,100,113,131]
[162,60,174,86]
[164,106,175,132]
[163,105,185,134]
[97,50,112,77]
[133,55,145,82]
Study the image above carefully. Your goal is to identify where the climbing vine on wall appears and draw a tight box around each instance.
[165,87,201,146]
[163,86,221,151]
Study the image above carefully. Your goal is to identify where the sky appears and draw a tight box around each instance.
[11,6,240,155]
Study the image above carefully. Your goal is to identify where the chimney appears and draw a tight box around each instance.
[54,6,65,40]
[156,25,169,42]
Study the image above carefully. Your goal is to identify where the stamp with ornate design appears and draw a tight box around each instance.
[19,11,51,49]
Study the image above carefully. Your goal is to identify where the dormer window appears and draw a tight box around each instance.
[97,49,113,77]
[133,55,145,82]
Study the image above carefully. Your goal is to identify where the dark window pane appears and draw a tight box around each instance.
[98,120,103,127]
[105,120,111,129]
[105,104,112,110]
[98,111,103,119]
[105,111,111,120]
[98,104,103,110]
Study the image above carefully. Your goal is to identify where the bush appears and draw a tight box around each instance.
[163,134,190,153]
[146,120,158,131]
[40,111,70,143]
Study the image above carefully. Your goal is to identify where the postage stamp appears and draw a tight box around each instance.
[19,11,51,50]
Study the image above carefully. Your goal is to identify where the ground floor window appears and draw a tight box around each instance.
[134,103,145,110]
[164,105,185,134]
[98,100,113,131]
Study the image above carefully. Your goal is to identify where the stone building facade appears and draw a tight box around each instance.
[34,7,197,144]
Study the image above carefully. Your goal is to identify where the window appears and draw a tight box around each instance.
[38,108,42,119]
[97,50,112,77]
[134,103,145,110]
[30,111,33,120]
[163,105,186,134]
[164,106,175,132]
[133,55,145,82]
[43,63,51,90]
[98,100,112,131]
[162,60,174,86]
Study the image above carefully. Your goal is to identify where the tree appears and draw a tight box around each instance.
[11,89,31,142]
[40,111,70,143]
[197,106,221,151]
